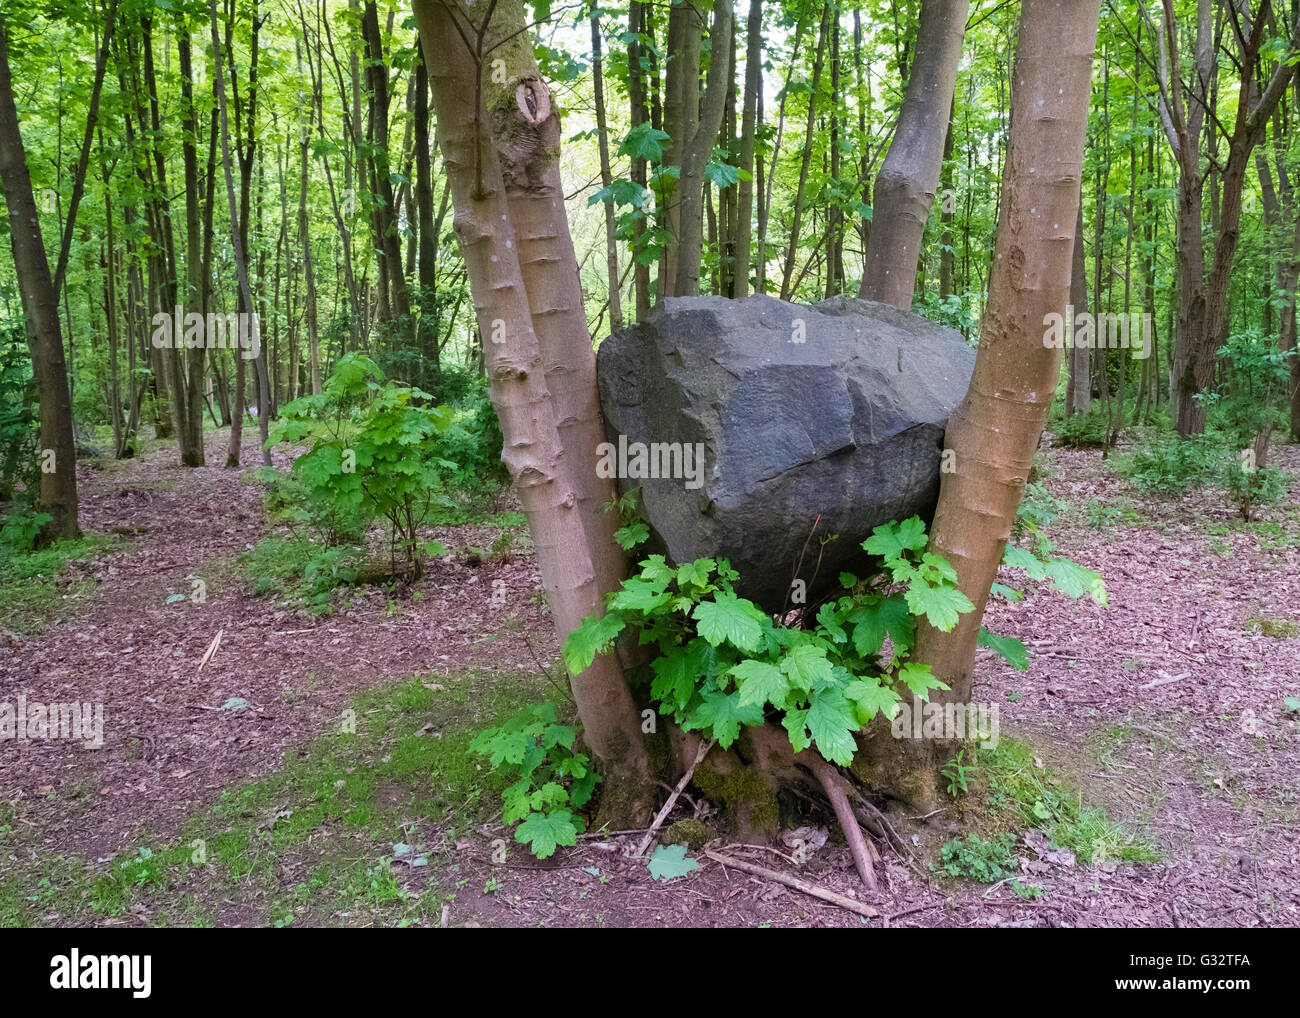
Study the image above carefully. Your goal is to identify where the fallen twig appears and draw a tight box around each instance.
[703,849,878,918]
[1138,671,1189,690]
[636,738,715,858]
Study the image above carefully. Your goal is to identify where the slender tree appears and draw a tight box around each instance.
[0,8,79,539]
[859,0,969,308]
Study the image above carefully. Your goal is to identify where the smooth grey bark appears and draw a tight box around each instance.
[858,0,969,308]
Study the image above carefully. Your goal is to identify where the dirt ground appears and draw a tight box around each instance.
[1,429,1297,928]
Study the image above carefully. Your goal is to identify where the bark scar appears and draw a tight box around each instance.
[516,79,551,125]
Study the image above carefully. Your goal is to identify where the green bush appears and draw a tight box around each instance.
[270,354,453,579]
[241,534,363,615]
[0,326,38,505]
[1052,408,1109,449]
[938,833,1017,882]
[1223,460,1289,519]
[1117,437,1220,495]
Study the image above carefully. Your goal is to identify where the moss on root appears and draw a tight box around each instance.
[661,819,716,851]
[693,759,781,842]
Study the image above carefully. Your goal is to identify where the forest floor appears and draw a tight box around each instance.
[1,426,1298,928]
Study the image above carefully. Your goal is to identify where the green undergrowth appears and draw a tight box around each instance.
[0,669,546,928]
[0,532,126,635]
[937,735,1158,885]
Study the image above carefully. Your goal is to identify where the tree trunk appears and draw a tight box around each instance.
[858,0,969,308]
[297,40,322,395]
[732,0,762,300]
[591,12,622,331]
[778,3,830,301]
[416,0,650,814]
[880,0,1100,810]
[177,26,208,466]
[1065,196,1091,416]
[0,9,79,539]
[210,0,266,470]
[413,41,439,390]
[361,1,411,326]
[666,0,733,299]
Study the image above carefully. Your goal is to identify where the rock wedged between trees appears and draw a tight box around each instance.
[597,294,976,610]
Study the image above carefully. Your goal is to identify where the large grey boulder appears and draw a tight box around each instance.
[595,295,975,612]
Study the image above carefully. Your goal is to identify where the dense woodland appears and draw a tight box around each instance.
[4,0,1298,493]
[0,0,1298,931]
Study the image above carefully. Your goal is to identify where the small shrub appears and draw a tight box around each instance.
[270,354,455,579]
[470,701,598,859]
[1117,437,1220,495]
[938,833,1017,882]
[1053,409,1109,449]
[1222,461,1288,520]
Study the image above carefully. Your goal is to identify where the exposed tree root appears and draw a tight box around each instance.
[656,722,902,891]
[796,750,877,891]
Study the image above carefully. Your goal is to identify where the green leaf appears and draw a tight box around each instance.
[806,689,860,765]
[779,642,834,693]
[704,159,741,189]
[684,689,764,747]
[844,678,899,722]
[647,843,699,880]
[676,558,714,589]
[562,612,626,674]
[692,593,765,652]
[782,707,811,754]
[651,652,697,713]
[1002,544,1049,579]
[816,602,848,643]
[863,516,928,562]
[730,659,791,710]
[904,581,974,632]
[515,810,579,860]
[1042,558,1108,606]
[620,123,672,162]
[848,595,915,657]
[610,577,671,614]
[897,661,948,698]
[613,522,649,550]
[978,628,1030,670]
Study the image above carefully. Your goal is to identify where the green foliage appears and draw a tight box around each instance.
[0,531,121,636]
[436,374,508,500]
[0,327,38,505]
[1052,408,1110,449]
[564,517,970,767]
[977,627,1029,670]
[982,739,1157,864]
[1,510,51,551]
[941,748,977,797]
[270,354,455,579]
[469,701,598,859]
[1117,437,1220,495]
[938,833,1017,882]
[1222,460,1289,520]
[241,535,362,615]
[1209,332,1291,449]
[1013,481,1065,554]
